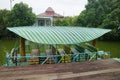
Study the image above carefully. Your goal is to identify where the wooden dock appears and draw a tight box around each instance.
[0,59,120,80]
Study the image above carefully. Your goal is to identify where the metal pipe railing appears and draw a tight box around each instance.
[6,51,110,66]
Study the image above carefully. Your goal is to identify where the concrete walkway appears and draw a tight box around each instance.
[1,68,119,80]
[0,59,120,80]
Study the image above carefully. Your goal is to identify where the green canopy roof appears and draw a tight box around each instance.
[7,26,111,44]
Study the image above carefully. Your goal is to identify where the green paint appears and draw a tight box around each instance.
[7,26,111,44]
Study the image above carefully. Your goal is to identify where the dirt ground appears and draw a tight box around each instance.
[0,59,120,80]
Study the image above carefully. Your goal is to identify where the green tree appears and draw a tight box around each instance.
[76,0,120,41]
[84,0,106,27]
[0,9,10,38]
[9,2,36,27]
[61,17,72,26]
[54,19,62,26]
[71,16,78,26]
[54,17,72,26]
[100,0,120,40]
[74,11,86,26]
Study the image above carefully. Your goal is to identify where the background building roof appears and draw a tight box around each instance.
[37,7,64,18]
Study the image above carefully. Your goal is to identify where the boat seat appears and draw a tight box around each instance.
[45,49,54,64]
[58,49,71,63]
[71,48,86,62]
[58,49,65,54]
[30,49,40,65]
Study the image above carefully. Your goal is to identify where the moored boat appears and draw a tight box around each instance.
[5,26,111,66]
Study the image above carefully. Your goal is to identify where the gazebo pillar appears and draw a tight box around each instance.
[20,37,26,61]
[92,39,97,47]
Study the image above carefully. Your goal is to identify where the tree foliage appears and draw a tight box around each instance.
[0,2,36,38]
[87,0,120,41]
[84,0,120,41]
[9,2,36,27]
[54,17,73,26]
[0,9,10,37]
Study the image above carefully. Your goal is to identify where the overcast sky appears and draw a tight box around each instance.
[0,0,88,16]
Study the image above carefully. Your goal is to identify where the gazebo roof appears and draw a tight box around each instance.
[37,7,64,18]
[7,26,111,44]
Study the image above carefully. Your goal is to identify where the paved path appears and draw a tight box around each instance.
[1,68,120,80]
[0,60,120,80]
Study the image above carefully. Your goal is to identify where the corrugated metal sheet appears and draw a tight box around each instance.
[7,26,111,44]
